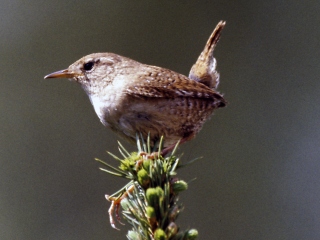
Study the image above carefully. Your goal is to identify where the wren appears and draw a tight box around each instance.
[45,21,227,150]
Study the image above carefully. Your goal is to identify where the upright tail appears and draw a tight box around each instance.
[189,21,226,89]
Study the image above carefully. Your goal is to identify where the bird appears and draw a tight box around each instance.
[44,21,227,152]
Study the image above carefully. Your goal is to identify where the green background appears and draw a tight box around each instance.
[1,1,319,239]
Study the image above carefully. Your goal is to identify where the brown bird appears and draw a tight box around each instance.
[45,21,227,151]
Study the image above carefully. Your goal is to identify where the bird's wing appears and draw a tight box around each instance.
[125,66,226,106]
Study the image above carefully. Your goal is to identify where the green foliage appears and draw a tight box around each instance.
[96,135,198,240]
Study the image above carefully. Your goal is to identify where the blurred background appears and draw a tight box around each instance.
[1,1,320,239]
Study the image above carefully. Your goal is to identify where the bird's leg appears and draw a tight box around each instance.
[106,198,121,230]
[160,132,197,156]
[105,184,135,229]
[160,140,182,156]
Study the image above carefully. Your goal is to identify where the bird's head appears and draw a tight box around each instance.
[44,53,124,89]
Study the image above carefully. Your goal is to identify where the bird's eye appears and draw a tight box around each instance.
[83,61,94,71]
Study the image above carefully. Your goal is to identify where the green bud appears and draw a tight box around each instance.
[154,228,167,240]
[137,168,150,188]
[146,188,158,207]
[156,186,164,206]
[146,206,156,218]
[146,206,157,228]
[119,152,140,171]
[142,158,151,171]
[155,186,164,198]
[172,180,188,193]
[185,229,198,240]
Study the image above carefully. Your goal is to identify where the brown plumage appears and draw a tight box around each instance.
[45,21,227,150]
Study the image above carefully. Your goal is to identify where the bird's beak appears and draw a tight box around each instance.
[44,69,76,79]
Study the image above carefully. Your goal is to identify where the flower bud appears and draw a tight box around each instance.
[146,188,158,207]
[143,158,151,171]
[146,187,164,207]
[146,206,157,229]
[185,229,198,240]
[146,206,156,218]
[154,228,167,240]
[137,168,150,188]
[155,186,164,199]
[172,180,188,193]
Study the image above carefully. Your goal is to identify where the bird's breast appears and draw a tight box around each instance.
[87,86,125,127]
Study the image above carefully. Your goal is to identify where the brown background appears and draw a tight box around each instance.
[1,1,319,239]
